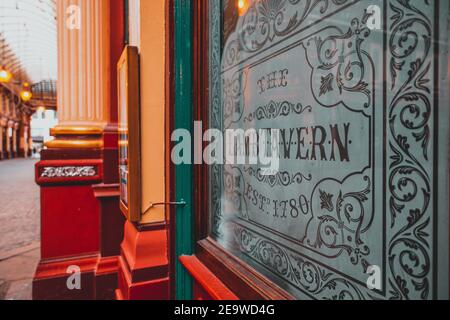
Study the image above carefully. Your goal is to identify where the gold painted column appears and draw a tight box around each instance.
[47,0,110,148]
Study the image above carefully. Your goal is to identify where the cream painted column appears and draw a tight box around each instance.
[20,126,25,157]
[0,123,3,159]
[5,97,11,157]
[138,1,166,224]
[12,126,17,155]
[6,122,11,157]
[6,96,11,116]
[47,0,110,148]
[0,93,3,157]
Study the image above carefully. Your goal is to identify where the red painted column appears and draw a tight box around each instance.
[92,128,124,300]
[91,0,126,300]
[32,0,126,300]
[33,153,103,300]
[33,132,126,300]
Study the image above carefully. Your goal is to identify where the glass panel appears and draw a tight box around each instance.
[0,0,57,83]
[208,0,449,300]
[119,65,129,207]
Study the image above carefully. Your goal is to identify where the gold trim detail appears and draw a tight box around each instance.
[50,126,104,136]
[45,139,104,149]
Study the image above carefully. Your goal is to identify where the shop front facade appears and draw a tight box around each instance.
[33,0,450,300]
[0,86,33,160]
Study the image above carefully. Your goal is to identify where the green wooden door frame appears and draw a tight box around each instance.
[174,0,193,300]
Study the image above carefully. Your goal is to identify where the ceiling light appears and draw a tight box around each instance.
[0,68,12,83]
[20,82,33,102]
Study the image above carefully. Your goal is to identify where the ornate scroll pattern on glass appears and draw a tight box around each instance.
[387,0,434,300]
[235,226,368,300]
[290,12,376,273]
[209,0,224,236]
[244,101,312,123]
[303,13,373,112]
[307,174,372,271]
[224,166,249,221]
[223,0,351,68]
[244,166,312,187]
[223,69,248,128]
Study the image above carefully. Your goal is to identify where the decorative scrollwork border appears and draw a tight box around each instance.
[386,0,436,300]
[222,0,354,69]
[40,166,97,178]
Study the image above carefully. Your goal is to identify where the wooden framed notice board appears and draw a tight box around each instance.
[118,45,141,222]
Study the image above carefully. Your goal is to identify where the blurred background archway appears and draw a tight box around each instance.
[0,0,57,300]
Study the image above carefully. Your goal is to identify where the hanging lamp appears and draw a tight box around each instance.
[0,68,12,83]
[20,82,32,101]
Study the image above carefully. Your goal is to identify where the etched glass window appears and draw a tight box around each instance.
[207,0,449,300]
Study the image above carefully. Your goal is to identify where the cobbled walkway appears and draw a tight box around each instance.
[0,159,40,300]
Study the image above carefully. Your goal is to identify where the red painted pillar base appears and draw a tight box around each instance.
[95,256,120,300]
[32,156,103,300]
[115,221,170,300]
[93,182,124,300]
[33,255,99,300]
[33,255,121,300]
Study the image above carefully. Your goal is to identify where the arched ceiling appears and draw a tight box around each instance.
[0,0,57,85]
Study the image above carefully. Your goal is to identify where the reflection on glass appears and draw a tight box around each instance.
[119,65,129,207]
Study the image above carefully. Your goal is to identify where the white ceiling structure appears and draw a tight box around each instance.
[0,0,57,85]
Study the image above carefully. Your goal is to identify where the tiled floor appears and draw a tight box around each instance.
[0,159,40,300]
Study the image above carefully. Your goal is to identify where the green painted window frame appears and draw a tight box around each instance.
[174,0,194,300]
